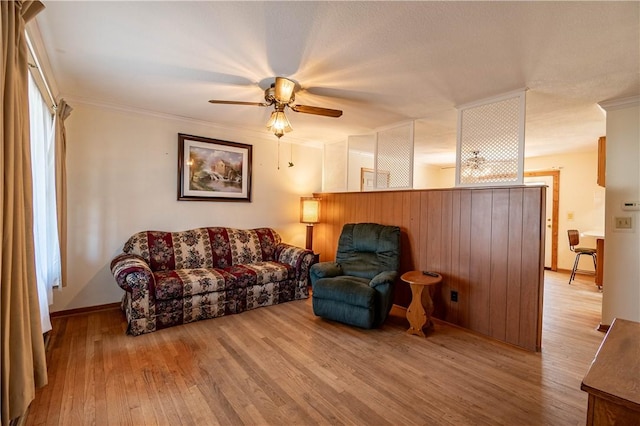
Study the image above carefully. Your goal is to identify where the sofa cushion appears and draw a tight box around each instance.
[226,262,293,285]
[153,268,234,301]
[123,227,283,272]
[151,261,293,301]
[224,228,264,266]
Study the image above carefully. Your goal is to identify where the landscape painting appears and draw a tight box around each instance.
[178,134,252,201]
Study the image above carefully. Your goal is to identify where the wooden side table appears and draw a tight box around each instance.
[401,271,442,337]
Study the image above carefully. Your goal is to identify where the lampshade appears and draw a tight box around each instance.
[300,197,321,224]
[266,110,292,138]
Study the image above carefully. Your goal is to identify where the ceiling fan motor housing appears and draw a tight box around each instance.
[264,84,295,106]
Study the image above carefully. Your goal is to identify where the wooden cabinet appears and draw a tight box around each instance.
[581,318,640,425]
[597,136,606,187]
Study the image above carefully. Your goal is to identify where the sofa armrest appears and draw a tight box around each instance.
[275,243,312,267]
[275,243,314,285]
[110,253,155,293]
[369,270,397,289]
[310,262,343,286]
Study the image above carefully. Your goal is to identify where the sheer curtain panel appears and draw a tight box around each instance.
[29,71,56,334]
[1,1,48,425]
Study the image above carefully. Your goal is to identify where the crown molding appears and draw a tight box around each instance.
[598,96,640,111]
[65,96,325,148]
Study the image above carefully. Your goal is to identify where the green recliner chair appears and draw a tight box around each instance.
[310,223,401,329]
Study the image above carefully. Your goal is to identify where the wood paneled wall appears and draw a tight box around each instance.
[313,186,546,351]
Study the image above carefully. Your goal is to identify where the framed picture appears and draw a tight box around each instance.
[360,167,390,191]
[178,133,252,202]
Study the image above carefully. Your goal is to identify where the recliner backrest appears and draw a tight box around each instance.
[335,223,400,279]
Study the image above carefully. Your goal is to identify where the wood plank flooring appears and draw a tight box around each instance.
[26,271,605,425]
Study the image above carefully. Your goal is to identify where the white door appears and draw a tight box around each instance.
[524,176,553,268]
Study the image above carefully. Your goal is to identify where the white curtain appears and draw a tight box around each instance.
[28,71,57,334]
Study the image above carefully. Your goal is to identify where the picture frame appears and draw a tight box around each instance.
[178,133,252,202]
[360,167,390,191]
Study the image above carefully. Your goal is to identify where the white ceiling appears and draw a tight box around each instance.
[33,1,639,165]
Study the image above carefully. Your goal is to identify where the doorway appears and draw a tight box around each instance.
[524,170,559,271]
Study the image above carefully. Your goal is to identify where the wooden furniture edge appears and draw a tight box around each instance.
[581,318,640,413]
[580,381,640,414]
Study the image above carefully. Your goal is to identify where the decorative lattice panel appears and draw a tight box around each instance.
[457,92,525,186]
[323,140,347,192]
[375,122,414,189]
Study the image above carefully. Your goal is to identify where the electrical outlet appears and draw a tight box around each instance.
[450,290,458,302]
[567,212,574,220]
[615,216,633,229]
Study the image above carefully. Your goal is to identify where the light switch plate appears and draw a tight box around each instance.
[614,216,633,229]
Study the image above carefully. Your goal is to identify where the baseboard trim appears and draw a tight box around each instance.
[556,268,596,276]
[392,303,407,312]
[597,323,610,333]
[50,302,121,318]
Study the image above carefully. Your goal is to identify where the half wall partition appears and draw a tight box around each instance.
[313,185,546,352]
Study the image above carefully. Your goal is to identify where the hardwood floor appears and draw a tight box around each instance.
[26,271,605,425]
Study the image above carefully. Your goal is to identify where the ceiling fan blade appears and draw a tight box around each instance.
[208,100,268,107]
[290,104,343,118]
[274,77,295,103]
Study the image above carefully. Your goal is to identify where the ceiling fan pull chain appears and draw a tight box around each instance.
[277,139,280,170]
[289,143,294,167]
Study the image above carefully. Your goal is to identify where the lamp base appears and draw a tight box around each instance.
[305,225,314,251]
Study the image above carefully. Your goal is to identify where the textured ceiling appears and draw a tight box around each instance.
[33,1,639,165]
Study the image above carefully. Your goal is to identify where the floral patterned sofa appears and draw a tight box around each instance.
[110,227,314,335]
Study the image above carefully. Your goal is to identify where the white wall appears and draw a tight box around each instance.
[413,162,447,189]
[53,103,323,312]
[601,99,640,325]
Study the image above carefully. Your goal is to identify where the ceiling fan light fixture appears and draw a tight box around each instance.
[267,110,293,138]
[273,128,285,139]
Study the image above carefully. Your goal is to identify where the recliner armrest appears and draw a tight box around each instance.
[310,262,343,286]
[369,270,397,288]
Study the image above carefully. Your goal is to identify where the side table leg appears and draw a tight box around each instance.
[423,289,434,329]
[407,284,427,337]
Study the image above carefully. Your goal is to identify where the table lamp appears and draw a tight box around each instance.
[300,197,321,250]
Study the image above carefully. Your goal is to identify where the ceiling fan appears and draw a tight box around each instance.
[208,77,343,139]
[464,150,486,169]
